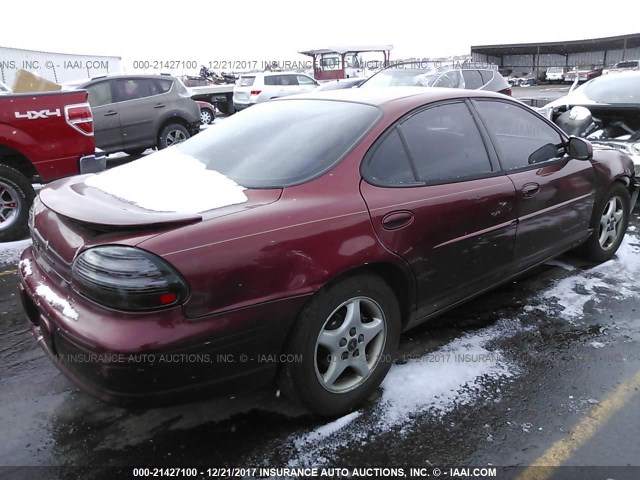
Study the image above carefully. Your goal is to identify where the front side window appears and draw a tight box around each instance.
[86,81,113,107]
[399,102,493,183]
[474,100,564,171]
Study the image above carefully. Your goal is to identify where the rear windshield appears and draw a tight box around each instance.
[239,76,255,86]
[547,67,564,72]
[360,69,430,87]
[176,99,381,188]
[581,74,640,103]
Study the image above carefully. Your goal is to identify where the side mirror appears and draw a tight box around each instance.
[528,143,558,164]
[568,136,593,160]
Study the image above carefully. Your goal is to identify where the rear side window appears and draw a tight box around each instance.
[86,81,112,107]
[265,75,299,86]
[480,69,495,85]
[399,102,493,184]
[364,129,417,186]
[156,79,173,93]
[239,76,255,86]
[462,70,484,89]
[115,79,154,101]
[297,75,316,85]
[474,100,563,171]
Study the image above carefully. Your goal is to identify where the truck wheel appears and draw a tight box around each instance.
[278,274,401,416]
[158,124,190,150]
[0,165,35,242]
[577,183,630,263]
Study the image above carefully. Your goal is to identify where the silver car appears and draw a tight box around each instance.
[68,75,201,156]
[232,72,318,111]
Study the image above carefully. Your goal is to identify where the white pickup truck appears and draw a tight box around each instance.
[180,76,235,115]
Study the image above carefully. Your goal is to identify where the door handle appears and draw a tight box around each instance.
[104,110,117,116]
[521,183,540,198]
[381,210,414,230]
[153,103,166,108]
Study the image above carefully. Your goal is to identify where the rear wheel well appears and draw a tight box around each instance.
[0,145,38,181]
[320,263,414,330]
[156,117,189,143]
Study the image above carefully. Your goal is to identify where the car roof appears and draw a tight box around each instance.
[71,74,177,86]
[277,86,511,107]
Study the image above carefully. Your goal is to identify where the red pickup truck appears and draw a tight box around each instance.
[0,86,105,241]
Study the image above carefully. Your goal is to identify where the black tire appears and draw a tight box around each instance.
[200,108,214,125]
[577,182,630,263]
[0,165,36,242]
[157,123,190,150]
[218,94,234,115]
[123,148,147,156]
[278,273,401,416]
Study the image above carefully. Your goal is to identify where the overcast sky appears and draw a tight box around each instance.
[2,0,640,63]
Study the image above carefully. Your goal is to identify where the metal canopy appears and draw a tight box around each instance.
[472,33,640,57]
[299,45,394,56]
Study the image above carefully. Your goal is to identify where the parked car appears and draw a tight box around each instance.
[564,65,603,83]
[359,63,512,96]
[20,88,637,416]
[0,85,105,241]
[545,67,567,83]
[315,78,366,91]
[196,100,216,124]
[65,74,201,156]
[603,60,640,75]
[537,70,640,176]
[232,71,318,111]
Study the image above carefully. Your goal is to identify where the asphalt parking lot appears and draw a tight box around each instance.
[2,87,640,480]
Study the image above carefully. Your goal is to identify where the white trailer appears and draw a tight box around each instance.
[0,45,121,87]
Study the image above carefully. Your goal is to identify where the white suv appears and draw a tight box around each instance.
[233,72,318,111]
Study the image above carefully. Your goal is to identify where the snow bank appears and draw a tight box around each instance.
[0,239,32,266]
[379,327,515,425]
[84,148,247,214]
[285,321,519,467]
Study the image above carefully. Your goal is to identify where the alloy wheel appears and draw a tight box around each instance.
[314,296,387,393]
[0,181,20,231]
[599,196,624,250]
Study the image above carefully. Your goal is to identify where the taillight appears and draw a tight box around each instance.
[500,87,513,96]
[65,103,94,136]
[72,246,189,311]
[250,90,262,96]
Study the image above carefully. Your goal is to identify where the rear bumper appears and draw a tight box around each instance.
[233,102,253,111]
[79,149,106,174]
[18,246,308,406]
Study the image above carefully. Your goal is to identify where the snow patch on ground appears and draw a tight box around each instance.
[85,148,247,214]
[379,327,516,426]
[35,284,78,320]
[0,239,32,266]
[284,320,520,467]
[534,234,640,322]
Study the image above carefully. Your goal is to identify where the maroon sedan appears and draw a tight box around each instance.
[18,88,637,416]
